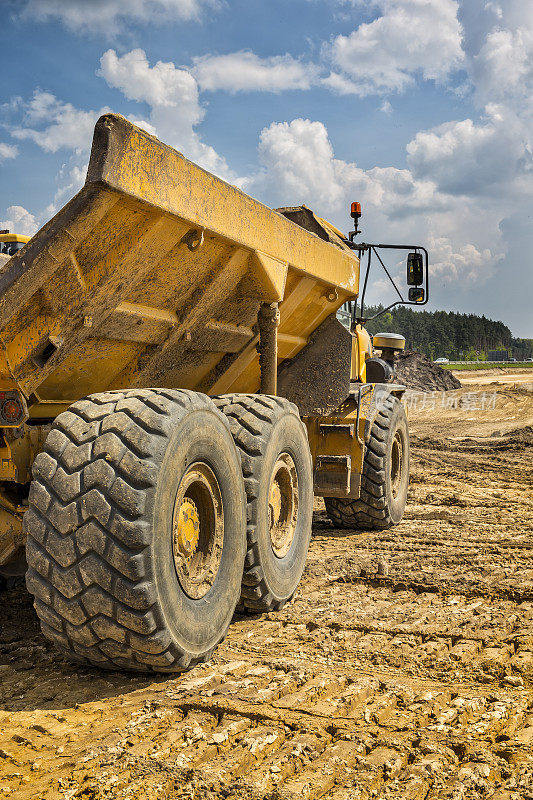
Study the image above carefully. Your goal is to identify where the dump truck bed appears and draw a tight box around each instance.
[0,114,359,417]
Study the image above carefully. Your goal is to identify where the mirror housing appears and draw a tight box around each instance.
[407,252,424,285]
[408,287,425,302]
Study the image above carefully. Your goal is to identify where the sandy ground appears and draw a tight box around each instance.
[455,367,533,386]
[1,370,532,799]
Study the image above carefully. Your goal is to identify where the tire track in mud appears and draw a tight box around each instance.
[1,386,533,799]
[2,558,532,798]
[1,643,531,799]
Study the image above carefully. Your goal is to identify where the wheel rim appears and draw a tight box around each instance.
[268,453,299,559]
[172,463,224,599]
[390,430,403,499]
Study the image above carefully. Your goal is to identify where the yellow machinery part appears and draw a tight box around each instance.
[0,114,360,413]
[0,425,50,483]
[351,324,372,383]
[0,234,31,244]
[0,494,25,567]
[304,388,373,499]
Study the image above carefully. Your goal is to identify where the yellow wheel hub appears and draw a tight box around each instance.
[269,479,282,528]
[171,463,224,600]
[268,453,299,559]
[174,498,200,559]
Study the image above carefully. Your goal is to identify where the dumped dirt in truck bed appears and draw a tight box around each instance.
[1,372,532,800]
[395,350,461,391]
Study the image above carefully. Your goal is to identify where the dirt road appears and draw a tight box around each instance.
[1,372,532,799]
[456,368,533,387]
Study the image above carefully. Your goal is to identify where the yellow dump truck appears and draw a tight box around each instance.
[0,114,428,671]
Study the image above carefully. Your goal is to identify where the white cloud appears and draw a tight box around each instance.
[406,106,533,196]
[246,119,345,209]
[129,119,157,136]
[0,143,18,160]
[11,91,110,154]
[402,2,533,204]
[47,161,88,219]
[4,48,233,229]
[99,49,200,112]
[244,117,446,218]
[193,52,319,93]
[6,92,111,220]
[243,116,505,308]
[0,205,38,237]
[327,0,464,95]
[428,235,496,284]
[7,91,110,220]
[474,27,533,107]
[241,109,533,332]
[21,0,217,36]
[467,4,533,117]
[99,48,231,177]
[321,72,360,95]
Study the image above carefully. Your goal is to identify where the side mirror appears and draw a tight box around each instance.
[407,252,424,285]
[408,287,425,302]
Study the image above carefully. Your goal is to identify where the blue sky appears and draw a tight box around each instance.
[1,0,532,336]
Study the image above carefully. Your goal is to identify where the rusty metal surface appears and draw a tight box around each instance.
[0,114,359,412]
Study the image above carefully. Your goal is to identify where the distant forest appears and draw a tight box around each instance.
[360,306,533,361]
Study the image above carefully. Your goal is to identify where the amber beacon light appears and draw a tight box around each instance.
[350,202,362,235]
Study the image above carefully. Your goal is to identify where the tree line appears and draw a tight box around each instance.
[360,306,533,361]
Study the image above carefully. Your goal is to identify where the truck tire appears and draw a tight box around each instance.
[325,394,409,530]
[214,395,313,612]
[24,389,246,672]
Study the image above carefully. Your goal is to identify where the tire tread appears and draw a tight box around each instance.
[325,395,407,531]
[25,388,232,672]
[213,394,304,612]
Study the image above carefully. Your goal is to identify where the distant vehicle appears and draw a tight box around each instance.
[509,358,517,363]
[526,358,533,362]
[434,357,449,364]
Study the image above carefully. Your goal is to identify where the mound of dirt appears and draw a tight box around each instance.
[395,349,461,391]
[500,425,533,447]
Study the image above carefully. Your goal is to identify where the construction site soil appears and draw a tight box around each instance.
[394,351,462,392]
[1,369,532,800]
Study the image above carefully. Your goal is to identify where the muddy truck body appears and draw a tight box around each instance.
[0,114,428,670]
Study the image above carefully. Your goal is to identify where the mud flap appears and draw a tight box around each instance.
[314,454,362,498]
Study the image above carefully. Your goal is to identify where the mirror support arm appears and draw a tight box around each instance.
[343,239,429,325]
